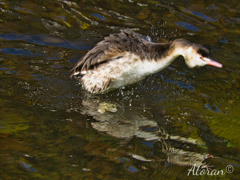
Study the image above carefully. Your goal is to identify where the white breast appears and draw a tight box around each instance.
[109,53,174,89]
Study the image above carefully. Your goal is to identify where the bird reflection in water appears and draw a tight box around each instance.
[80,95,213,170]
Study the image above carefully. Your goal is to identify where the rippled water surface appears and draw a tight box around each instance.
[1,0,240,179]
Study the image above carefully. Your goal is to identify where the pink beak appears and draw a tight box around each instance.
[203,57,223,68]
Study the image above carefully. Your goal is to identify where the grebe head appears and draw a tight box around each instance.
[173,39,222,69]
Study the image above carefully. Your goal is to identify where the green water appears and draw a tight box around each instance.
[0,0,240,179]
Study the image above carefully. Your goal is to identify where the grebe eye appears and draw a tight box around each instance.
[200,56,204,60]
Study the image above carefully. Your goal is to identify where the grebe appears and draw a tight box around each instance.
[71,30,222,93]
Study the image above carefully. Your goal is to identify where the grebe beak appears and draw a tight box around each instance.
[202,57,223,68]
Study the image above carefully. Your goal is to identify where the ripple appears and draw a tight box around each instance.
[0,67,11,71]
[183,9,216,22]
[91,13,106,21]
[204,103,221,113]
[50,65,63,68]
[175,22,199,31]
[0,33,91,50]
[0,48,46,57]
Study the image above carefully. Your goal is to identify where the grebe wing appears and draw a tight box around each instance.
[71,30,151,75]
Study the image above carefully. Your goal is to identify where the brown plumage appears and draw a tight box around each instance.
[71,30,172,73]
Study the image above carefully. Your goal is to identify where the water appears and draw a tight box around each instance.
[0,0,240,179]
